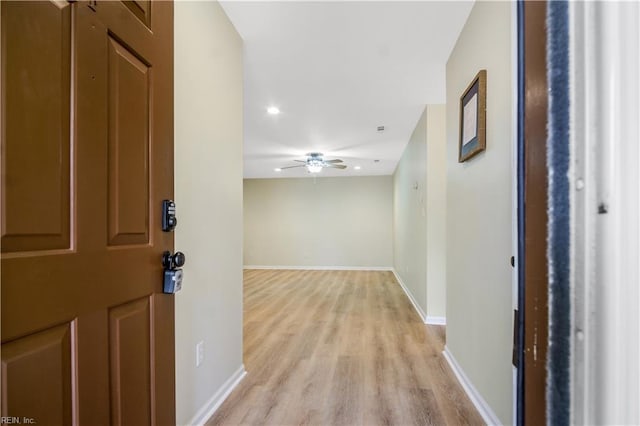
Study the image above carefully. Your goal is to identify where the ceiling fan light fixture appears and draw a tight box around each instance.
[306,154,324,173]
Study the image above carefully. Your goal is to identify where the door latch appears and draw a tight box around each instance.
[162,251,185,294]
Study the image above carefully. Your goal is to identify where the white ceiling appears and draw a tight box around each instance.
[220,1,473,178]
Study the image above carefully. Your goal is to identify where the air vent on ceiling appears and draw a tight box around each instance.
[377,126,385,132]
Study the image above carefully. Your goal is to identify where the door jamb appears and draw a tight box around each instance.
[512,1,523,425]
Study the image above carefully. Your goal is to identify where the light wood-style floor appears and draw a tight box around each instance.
[207,269,484,426]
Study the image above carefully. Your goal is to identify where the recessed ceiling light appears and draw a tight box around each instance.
[354,166,361,170]
[267,106,280,115]
[274,168,282,172]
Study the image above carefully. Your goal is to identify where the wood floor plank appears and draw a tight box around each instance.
[206,269,485,426]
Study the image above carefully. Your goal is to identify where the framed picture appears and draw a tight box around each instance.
[458,69,487,162]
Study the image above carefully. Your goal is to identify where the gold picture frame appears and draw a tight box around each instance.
[458,70,487,162]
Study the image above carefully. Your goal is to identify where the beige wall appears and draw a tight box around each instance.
[445,1,513,424]
[393,105,447,320]
[174,2,243,424]
[394,110,428,315]
[244,176,393,268]
[425,105,447,318]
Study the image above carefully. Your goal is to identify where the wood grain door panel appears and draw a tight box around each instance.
[107,36,150,247]
[122,0,152,29]
[109,297,152,426]
[1,1,175,423]
[1,323,74,425]
[1,1,72,254]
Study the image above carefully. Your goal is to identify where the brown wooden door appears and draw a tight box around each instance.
[522,1,549,424]
[1,1,175,424]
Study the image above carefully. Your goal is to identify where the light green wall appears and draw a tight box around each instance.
[244,176,393,268]
[445,1,514,424]
[425,105,447,318]
[393,108,428,316]
[393,105,447,320]
[174,2,244,424]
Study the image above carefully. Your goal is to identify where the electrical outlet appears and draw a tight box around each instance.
[196,341,204,367]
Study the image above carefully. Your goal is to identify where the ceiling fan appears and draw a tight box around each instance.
[280,152,347,173]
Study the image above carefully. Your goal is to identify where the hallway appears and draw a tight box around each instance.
[207,270,483,425]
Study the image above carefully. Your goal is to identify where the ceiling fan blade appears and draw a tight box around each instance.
[280,165,306,169]
[325,164,347,169]
[324,159,343,163]
[294,160,306,163]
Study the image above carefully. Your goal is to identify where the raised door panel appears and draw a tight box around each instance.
[109,297,152,426]
[1,323,74,425]
[107,37,150,246]
[122,0,151,29]
[1,1,71,253]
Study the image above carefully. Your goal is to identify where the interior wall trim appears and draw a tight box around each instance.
[426,316,447,325]
[391,269,428,323]
[189,365,247,426]
[443,347,502,426]
[243,265,393,271]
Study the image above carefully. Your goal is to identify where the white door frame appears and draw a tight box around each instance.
[570,2,640,425]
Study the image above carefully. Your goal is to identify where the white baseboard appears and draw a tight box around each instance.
[243,265,393,271]
[426,316,447,325]
[186,365,247,426]
[442,347,502,425]
[391,269,428,323]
